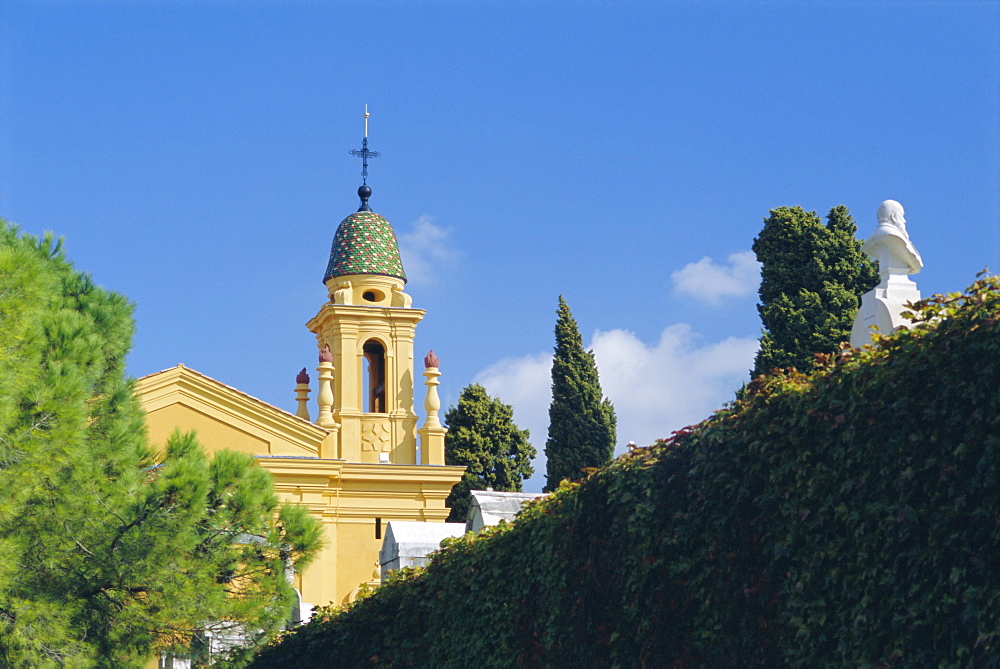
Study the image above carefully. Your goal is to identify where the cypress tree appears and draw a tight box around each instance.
[0,221,323,667]
[443,384,535,522]
[544,296,616,492]
[751,205,878,377]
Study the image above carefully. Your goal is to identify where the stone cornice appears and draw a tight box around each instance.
[339,462,465,487]
[254,458,463,488]
[306,304,425,334]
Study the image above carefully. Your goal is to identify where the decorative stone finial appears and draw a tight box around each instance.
[419,355,446,464]
[333,280,353,304]
[316,349,337,430]
[391,284,412,308]
[294,369,311,421]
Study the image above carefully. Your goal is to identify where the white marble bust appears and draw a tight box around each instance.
[863,199,923,275]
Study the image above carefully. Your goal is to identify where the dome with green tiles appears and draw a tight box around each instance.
[323,210,407,284]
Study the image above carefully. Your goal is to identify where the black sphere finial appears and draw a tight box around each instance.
[358,184,372,212]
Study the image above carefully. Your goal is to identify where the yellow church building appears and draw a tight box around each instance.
[136,167,465,610]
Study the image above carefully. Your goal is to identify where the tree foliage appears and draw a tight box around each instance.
[248,274,999,668]
[443,384,535,522]
[543,296,616,492]
[0,221,323,667]
[752,205,878,377]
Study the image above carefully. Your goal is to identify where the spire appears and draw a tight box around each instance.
[324,106,406,286]
[349,105,380,212]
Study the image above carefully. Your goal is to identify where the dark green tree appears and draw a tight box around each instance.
[443,384,535,523]
[544,296,616,492]
[0,221,323,667]
[751,205,878,378]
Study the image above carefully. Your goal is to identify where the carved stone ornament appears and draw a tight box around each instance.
[333,281,353,305]
[391,284,412,308]
[361,422,391,452]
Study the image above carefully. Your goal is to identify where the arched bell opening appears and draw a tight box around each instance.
[362,339,386,413]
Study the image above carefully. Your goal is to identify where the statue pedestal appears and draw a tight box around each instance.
[850,272,921,348]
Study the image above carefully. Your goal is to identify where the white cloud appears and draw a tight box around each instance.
[475,351,552,444]
[397,215,459,285]
[590,325,757,448]
[474,325,758,492]
[670,251,761,305]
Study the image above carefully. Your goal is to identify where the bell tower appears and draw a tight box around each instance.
[306,111,428,464]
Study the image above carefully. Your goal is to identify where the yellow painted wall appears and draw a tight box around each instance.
[136,365,463,609]
[146,404,272,455]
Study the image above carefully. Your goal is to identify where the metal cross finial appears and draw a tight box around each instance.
[349,104,380,185]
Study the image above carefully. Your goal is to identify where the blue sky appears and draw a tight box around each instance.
[2,1,998,491]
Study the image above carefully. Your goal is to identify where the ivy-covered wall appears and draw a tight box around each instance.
[250,275,999,668]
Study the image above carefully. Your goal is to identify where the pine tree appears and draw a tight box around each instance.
[443,384,535,523]
[751,205,878,378]
[0,221,323,667]
[544,296,616,493]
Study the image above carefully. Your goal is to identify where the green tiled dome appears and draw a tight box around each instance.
[323,211,407,284]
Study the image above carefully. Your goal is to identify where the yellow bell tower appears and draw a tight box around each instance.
[137,109,460,611]
[305,181,427,464]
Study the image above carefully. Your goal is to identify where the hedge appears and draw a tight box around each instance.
[250,274,999,668]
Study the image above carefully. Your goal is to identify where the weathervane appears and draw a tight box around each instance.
[349,105,380,186]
